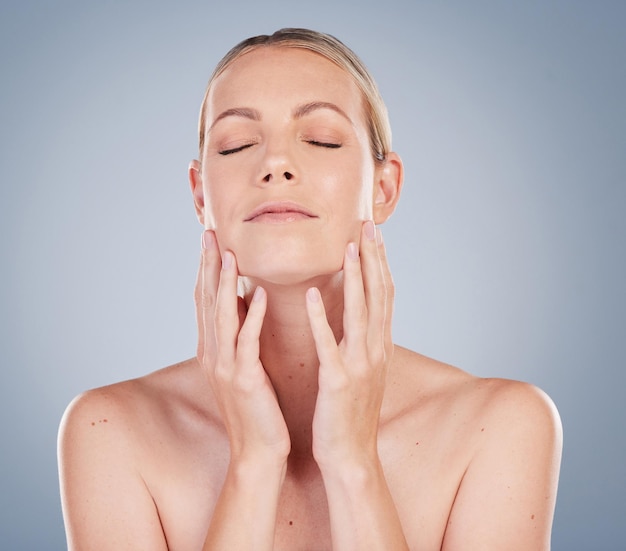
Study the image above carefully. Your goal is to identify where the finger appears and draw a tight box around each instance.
[214,250,239,364]
[375,228,395,352]
[195,230,220,311]
[236,286,267,370]
[358,220,386,348]
[195,230,221,363]
[306,287,341,367]
[341,240,368,346]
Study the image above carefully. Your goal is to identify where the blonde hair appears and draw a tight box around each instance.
[198,28,392,163]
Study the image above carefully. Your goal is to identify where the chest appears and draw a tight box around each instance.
[273,467,332,550]
[150,454,333,550]
[141,391,476,550]
[148,441,469,551]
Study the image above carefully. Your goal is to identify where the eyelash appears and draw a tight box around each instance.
[219,143,255,156]
[218,140,342,156]
[307,140,341,149]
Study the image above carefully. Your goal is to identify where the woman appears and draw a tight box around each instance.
[58,28,562,550]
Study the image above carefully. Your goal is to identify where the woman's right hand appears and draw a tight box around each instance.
[197,230,289,549]
[195,230,291,465]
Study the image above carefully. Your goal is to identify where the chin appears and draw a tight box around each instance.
[236,245,344,287]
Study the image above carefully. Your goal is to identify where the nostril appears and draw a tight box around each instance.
[263,174,272,182]
[284,171,293,180]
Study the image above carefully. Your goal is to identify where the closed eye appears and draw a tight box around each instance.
[307,140,341,149]
[219,143,255,155]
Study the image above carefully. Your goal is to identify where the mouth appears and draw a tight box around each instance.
[244,201,318,223]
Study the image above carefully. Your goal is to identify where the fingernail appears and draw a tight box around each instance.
[364,220,376,241]
[222,251,233,270]
[253,286,265,302]
[347,242,359,261]
[201,230,213,250]
[306,287,320,303]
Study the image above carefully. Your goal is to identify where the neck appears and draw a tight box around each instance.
[242,273,344,459]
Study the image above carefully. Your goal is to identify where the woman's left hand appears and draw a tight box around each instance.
[306,219,394,472]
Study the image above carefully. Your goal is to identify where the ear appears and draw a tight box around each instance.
[188,159,205,226]
[372,151,404,224]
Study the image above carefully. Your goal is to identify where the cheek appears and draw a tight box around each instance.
[201,167,237,228]
[323,162,374,220]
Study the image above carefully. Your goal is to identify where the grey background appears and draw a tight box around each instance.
[1,0,624,549]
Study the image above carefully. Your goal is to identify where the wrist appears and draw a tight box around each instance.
[316,452,382,487]
[229,453,288,485]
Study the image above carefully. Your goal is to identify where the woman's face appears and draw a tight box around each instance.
[193,46,381,285]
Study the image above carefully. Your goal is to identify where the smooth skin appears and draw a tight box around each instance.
[58,47,562,550]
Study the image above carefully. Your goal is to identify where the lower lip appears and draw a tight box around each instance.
[248,212,315,223]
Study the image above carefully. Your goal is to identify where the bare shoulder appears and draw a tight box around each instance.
[387,344,562,469]
[60,358,214,442]
[387,344,561,434]
[58,359,215,550]
[58,357,220,484]
[476,374,562,438]
[60,374,143,438]
[386,346,562,550]
[59,374,148,470]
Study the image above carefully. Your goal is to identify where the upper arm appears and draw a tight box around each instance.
[442,382,563,551]
[58,389,168,551]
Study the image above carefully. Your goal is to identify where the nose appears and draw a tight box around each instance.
[262,170,293,183]
[258,136,297,185]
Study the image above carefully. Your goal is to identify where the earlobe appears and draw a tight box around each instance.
[188,160,205,226]
[373,152,404,224]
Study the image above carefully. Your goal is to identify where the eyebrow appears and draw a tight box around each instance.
[208,107,261,132]
[292,101,353,125]
[208,101,353,133]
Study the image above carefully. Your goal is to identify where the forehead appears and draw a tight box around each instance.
[206,46,364,120]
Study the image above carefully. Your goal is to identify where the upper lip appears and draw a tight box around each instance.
[244,201,318,221]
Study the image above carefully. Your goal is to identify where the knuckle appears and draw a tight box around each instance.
[369,349,385,368]
[213,309,233,332]
[213,361,232,384]
[195,288,216,309]
[353,302,368,321]
[319,367,350,392]
[232,368,262,394]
